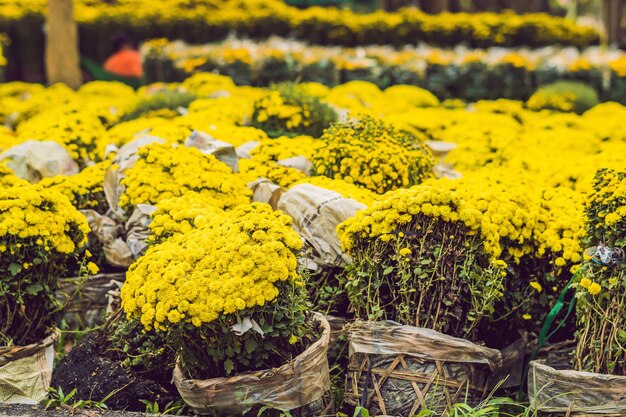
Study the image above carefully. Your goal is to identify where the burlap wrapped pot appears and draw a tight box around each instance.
[173,313,331,416]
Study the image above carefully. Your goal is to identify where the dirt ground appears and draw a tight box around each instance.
[0,403,178,417]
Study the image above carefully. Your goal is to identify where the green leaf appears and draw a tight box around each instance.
[244,338,258,354]
[224,359,234,375]
[353,406,370,417]
[64,389,76,403]
[26,284,43,295]
[383,266,394,275]
[8,263,21,276]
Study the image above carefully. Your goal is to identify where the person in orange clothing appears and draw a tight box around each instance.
[104,33,143,79]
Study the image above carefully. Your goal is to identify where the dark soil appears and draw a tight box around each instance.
[51,333,179,412]
[0,403,178,417]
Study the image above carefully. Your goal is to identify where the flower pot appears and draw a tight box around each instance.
[344,320,502,417]
[0,330,59,404]
[173,313,331,415]
[528,360,626,415]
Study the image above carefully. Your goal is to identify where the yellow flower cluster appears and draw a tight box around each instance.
[121,203,303,331]
[526,90,576,113]
[6,84,74,125]
[184,97,251,126]
[0,183,89,254]
[375,100,626,196]
[579,277,602,296]
[148,192,224,244]
[383,85,440,108]
[292,176,380,206]
[435,174,536,262]
[238,159,306,188]
[609,56,626,77]
[180,72,236,97]
[311,116,434,193]
[0,164,27,188]
[436,173,583,268]
[325,81,395,116]
[0,81,136,167]
[338,185,482,253]
[118,143,251,212]
[251,83,337,138]
[76,81,138,125]
[0,127,20,152]
[106,117,192,147]
[253,91,311,131]
[534,186,583,268]
[39,161,111,213]
[585,168,626,245]
[190,124,268,148]
[249,136,322,164]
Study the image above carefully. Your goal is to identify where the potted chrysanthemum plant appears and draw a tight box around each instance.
[0,182,91,402]
[121,203,332,416]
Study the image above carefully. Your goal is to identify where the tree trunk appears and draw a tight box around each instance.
[46,0,81,88]
[603,0,622,46]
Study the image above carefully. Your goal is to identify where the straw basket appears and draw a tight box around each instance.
[345,320,502,417]
[528,360,626,416]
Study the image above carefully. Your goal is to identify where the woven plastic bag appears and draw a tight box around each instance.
[80,209,132,268]
[125,204,156,260]
[173,313,331,415]
[0,331,58,404]
[104,135,165,219]
[248,178,285,209]
[235,141,260,159]
[184,130,239,173]
[278,184,365,268]
[528,360,626,415]
[59,273,125,328]
[0,140,78,182]
[345,320,502,417]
